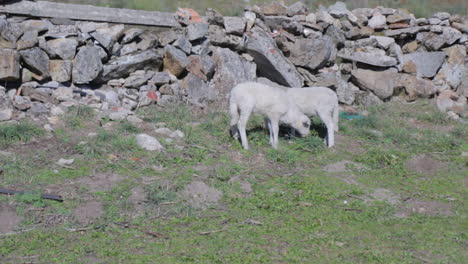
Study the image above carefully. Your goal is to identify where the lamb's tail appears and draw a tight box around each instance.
[229,97,240,137]
[333,103,339,132]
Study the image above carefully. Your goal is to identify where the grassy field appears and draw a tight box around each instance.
[48,0,468,17]
[0,100,467,263]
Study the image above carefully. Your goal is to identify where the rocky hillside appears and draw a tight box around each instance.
[0,1,467,125]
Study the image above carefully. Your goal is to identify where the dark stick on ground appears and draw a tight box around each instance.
[0,188,64,202]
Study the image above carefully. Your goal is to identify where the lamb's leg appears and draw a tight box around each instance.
[229,101,240,139]
[318,111,335,148]
[265,118,273,145]
[333,104,339,133]
[238,106,253,150]
[270,118,280,149]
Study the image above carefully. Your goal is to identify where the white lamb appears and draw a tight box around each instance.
[286,87,339,148]
[229,82,311,150]
[257,78,339,148]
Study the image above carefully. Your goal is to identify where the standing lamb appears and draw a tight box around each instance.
[257,77,339,148]
[229,82,311,150]
[286,87,339,148]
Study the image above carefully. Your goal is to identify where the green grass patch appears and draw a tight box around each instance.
[0,121,44,147]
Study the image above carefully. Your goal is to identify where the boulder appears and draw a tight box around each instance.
[287,36,334,71]
[0,17,22,49]
[12,95,32,110]
[136,134,164,151]
[206,8,224,26]
[328,1,348,18]
[402,52,445,78]
[432,12,451,21]
[386,9,411,24]
[355,90,383,106]
[0,49,20,81]
[287,2,309,17]
[384,26,430,37]
[45,38,78,60]
[72,45,102,84]
[98,50,162,83]
[398,74,437,100]
[208,25,243,49]
[209,47,256,96]
[123,71,154,88]
[223,17,245,36]
[245,27,302,87]
[16,30,38,50]
[369,36,395,49]
[150,72,172,86]
[436,90,465,113]
[163,45,189,77]
[49,60,72,83]
[433,45,466,90]
[187,23,209,41]
[19,47,50,78]
[90,24,125,51]
[20,19,50,33]
[173,36,192,54]
[181,73,214,106]
[368,13,386,29]
[338,47,397,67]
[121,28,144,44]
[261,2,287,16]
[402,40,418,53]
[52,87,73,101]
[351,69,397,100]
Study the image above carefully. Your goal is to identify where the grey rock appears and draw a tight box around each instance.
[90,24,125,51]
[121,28,144,44]
[352,69,398,100]
[44,24,79,39]
[338,47,397,67]
[182,181,222,209]
[135,32,159,51]
[119,42,138,56]
[432,12,450,21]
[433,45,466,90]
[355,90,383,107]
[108,107,132,120]
[21,19,50,33]
[49,60,72,83]
[123,71,154,88]
[95,89,120,106]
[287,2,309,17]
[452,22,468,34]
[402,52,445,78]
[325,25,346,46]
[1,17,22,48]
[157,95,178,107]
[416,18,428,25]
[288,36,334,71]
[163,45,189,77]
[352,8,374,18]
[208,25,243,49]
[368,13,386,29]
[209,47,256,96]
[16,30,38,50]
[182,73,214,106]
[0,49,20,81]
[98,50,162,83]
[428,18,441,25]
[150,72,172,86]
[430,25,443,33]
[29,102,49,115]
[136,134,164,151]
[187,23,209,41]
[19,47,50,78]
[173,36,192,54]
[156,29,178,47]
[316,9,335,25]
[328,1,348,18]
[45,38,78,60]
[13,95,32,110]
[398,74,437,100]
[384,26,430,37]
[224,17,245,36]
[442,27,462,45]
[206,8,224,26]
[261,1,288,16]
[386,10,411,24]
[0,108,12,121]
[72,45,102,84]
[420,32,446,50]
[369,36,395,49]
[52,87,73,101]
[245,27,302,87]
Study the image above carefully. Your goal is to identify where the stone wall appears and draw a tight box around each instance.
[0,1,467,123]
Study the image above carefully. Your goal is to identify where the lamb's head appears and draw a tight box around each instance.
[293,113,311,137]
[283,109,311,137]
